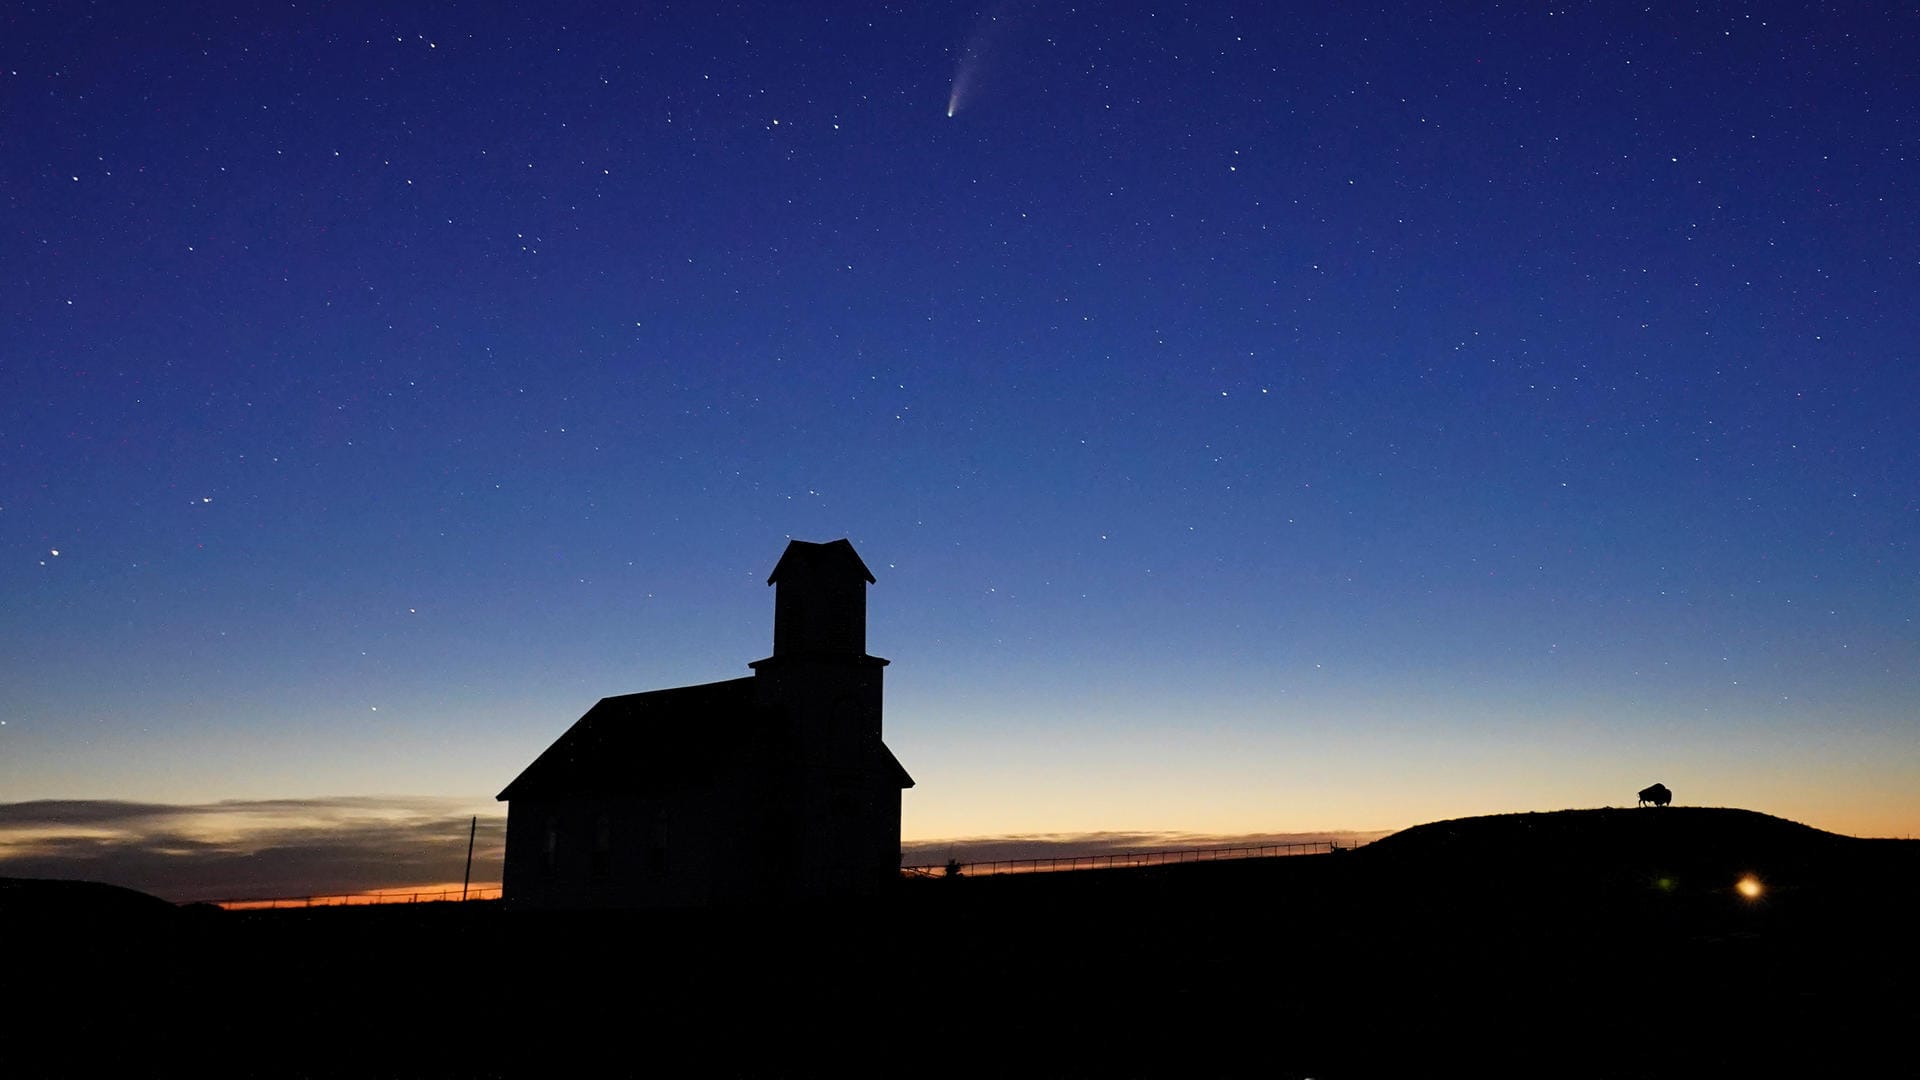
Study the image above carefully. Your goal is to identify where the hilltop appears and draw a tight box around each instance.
[1352,805,1904,902]
[0,875,180,920]
[1364,804,1876,864]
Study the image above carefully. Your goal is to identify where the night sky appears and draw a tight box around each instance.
[5,2,1917,895]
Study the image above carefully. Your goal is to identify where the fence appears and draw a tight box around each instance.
[901,838,1353,879]
[204,840,1357,905]
[210,885,503,910]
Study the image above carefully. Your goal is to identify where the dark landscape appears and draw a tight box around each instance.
[6,806,1916,1077]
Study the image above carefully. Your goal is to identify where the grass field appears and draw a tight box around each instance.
[6,807,1915,1077]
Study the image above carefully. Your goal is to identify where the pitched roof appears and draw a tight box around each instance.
[878,744,916,789]
[495,677,769,801]
[766,538,875,586]
[495,675,915,799]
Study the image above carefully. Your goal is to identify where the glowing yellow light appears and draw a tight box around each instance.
[1736,875,1763,899]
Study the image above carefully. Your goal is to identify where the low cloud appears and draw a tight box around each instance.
[900,829,1392,868]
[2,799,1393,903]
[0,797,503,903]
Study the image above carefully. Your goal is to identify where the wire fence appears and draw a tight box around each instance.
[901,838,1356,879]
[210,885,503,910]
[203,840,1358,906]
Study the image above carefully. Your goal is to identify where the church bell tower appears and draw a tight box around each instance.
[748,538,904,897]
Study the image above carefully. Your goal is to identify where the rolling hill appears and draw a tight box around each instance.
[5,806,1915,1077]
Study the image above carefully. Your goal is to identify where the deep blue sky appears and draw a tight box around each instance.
[5,2,1916,845]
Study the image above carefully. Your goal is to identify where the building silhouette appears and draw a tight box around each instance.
[496,539,913,908]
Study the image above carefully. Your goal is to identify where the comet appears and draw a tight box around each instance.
[946,2,1011,118]
[946,56,974,118]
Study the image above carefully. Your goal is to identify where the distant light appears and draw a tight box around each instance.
[1736,875,1763,899]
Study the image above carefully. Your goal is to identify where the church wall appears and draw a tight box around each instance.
[504,786,770,910]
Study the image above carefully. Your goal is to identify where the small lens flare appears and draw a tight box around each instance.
[1735,875,1764,899]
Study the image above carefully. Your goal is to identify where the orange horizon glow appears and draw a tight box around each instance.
[215,880,502,910]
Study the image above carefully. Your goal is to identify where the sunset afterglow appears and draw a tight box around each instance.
[3,3,1917,901]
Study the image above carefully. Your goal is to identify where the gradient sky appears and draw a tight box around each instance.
[6,0,1917,876]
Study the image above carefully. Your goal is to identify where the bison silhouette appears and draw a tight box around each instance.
[1637,783,1672,807]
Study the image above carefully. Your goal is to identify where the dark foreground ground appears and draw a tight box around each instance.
[5,807,1917,1077]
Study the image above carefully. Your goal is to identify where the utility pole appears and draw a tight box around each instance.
[462,816,477,901]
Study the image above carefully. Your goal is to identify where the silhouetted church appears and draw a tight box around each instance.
[496,539,913,908]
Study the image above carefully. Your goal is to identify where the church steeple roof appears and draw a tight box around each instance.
[765,538,875,586]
